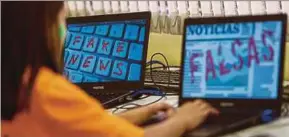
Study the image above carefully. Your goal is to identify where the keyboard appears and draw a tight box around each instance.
[144,70,180,90]
[184,110,265,137]
[63,20,146,83]
[185,116,261,137]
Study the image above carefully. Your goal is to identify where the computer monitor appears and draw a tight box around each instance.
[180,14,287,103]
[63,12,151,93]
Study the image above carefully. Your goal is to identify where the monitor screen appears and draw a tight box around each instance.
[182,21,283,99]
[63,19,147,84]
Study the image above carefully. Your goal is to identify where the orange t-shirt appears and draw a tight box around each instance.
[1,67,144,137]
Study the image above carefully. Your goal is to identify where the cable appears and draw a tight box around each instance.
[130,89,166,107]
[166,92,179,96]
[146,53,180,94]
[146,60,166,69]
[149,53,171,90]
[145,65,180,70]
[147,53,180,93]
[148,53,170,109]
[112,95,166,114]
[139,94,150,99]
[112,88,167,114]
[103,56,174,109]
[112,103,142,114]
[112,53,173,114]
[124,96,165,109]
[101,90,136,106]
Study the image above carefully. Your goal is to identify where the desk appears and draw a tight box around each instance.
[110,81,289,113]
[109,81,289,137]
[224,117,289,137]
[110,95,289,137]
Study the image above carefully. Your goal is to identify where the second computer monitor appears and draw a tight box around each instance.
[63,12,151,92]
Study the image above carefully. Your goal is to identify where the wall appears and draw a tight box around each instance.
[67,1,289,38]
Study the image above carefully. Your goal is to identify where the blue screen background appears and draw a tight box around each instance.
[63,19,147,83]
[182,21,282,99]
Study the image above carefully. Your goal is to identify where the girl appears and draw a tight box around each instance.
[1,2,218,137]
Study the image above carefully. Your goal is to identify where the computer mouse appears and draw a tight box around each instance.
[140,111,168,127]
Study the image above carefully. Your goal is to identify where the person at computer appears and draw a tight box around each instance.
[2,2,218,137]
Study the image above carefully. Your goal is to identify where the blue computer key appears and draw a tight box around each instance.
[69,72,83,83]
[128,43,143,61]
[124,24,139,41]
[66,51,82,70]
[80,55,97,73]
[69,33,85,50]
[65,31,71,47]
[83,76,100,83]
[68,26,81,32]
[109,24,124,38]
[111,60,128,80]
[128,63,141,81]
[82,36,98,52]
[95,57,112,76]
[95,25,109,36]
[81,25,95,34]
[97,38,113,55]
[112,40,128,58]
[64,50,69,65]
[139,26,145,42]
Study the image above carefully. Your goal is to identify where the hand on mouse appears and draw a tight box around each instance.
[117,102,175,125]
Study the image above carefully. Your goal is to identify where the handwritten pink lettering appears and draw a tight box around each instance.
[189,53,200,83]
[189,30,275,82]
[206,50,216,81]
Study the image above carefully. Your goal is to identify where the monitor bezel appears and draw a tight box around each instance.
[179,14,287,110]
[65,11,151,93]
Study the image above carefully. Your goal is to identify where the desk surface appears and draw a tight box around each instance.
[109,81,289,137]
[224,117,289,137]
[109,95,289,137]
[110,81,289,113]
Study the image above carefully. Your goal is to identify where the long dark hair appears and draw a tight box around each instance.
[2,1,65,120]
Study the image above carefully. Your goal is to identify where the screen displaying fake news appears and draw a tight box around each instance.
[183,21,282,99]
